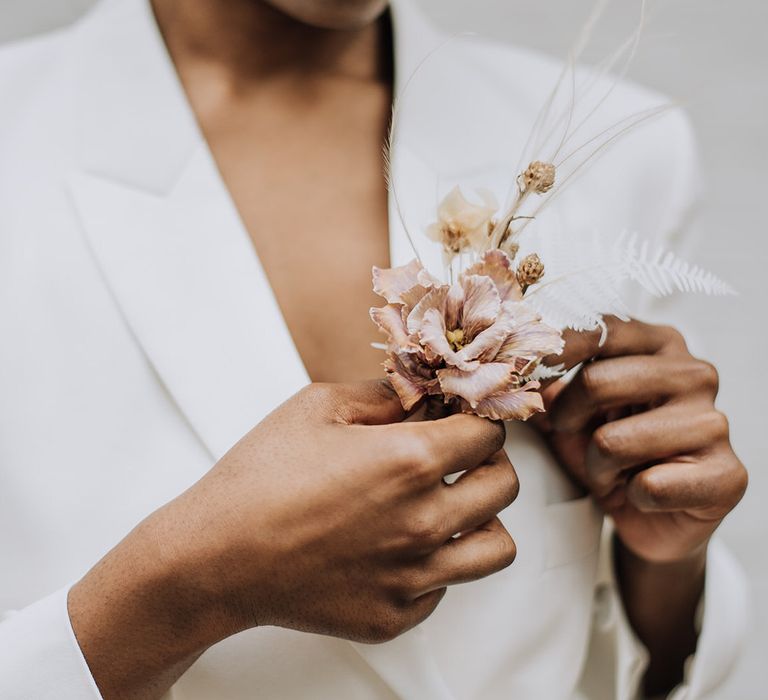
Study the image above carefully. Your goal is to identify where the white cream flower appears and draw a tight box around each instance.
[426,186,498,262]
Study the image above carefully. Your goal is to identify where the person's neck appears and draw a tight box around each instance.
[151,0,392,88]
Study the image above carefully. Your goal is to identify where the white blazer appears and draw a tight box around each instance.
[0,1,748,698]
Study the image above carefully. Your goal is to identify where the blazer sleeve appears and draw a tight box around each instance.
[0,587,103,699]
[578,111,750,700]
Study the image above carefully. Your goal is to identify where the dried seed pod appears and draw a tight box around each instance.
[521,161,556,194]
[516,253,545,290]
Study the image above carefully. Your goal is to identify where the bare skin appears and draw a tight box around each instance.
[536,317,747,694]
[153,0,394,382]
[70,382,518,699]
[67,0,747,698]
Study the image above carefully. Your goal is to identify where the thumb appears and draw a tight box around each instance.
[332,379,410,426]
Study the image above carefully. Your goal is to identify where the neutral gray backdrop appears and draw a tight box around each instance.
[1,0,766,697]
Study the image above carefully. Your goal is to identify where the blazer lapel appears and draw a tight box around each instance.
[66,0,307,460]
[68,0,455,695]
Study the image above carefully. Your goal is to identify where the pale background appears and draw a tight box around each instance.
[1,0,765,696]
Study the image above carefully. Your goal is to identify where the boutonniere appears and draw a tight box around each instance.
[371,4,733,421]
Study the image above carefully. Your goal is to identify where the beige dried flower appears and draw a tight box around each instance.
[426,186,498,262]
[516,253,545,290]
[521,161,556,194]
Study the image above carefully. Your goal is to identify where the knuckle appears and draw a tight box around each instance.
[457,414,505,455]
[729,461,749,504]
[660,325,687,351]
[636,470,666,506]
[499,467,520,506]
[388,431,438,485]
[363,609,407,643]
[298,382,337,410]
[493,530,518,569]
[693,360,720,392]
[406,508,447,549]
[417,587,447,619]
[579,363,607,399]
[394,568,427,600]
[386,434,418,471]
[486,420,507,454]
[406,432,440,482]
[592,424,621,459]
[707,410,730,439]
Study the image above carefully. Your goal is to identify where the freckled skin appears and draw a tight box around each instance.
[65,2,746,698]
[69,383,518,699]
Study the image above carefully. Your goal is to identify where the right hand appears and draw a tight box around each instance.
[69,381,518,698]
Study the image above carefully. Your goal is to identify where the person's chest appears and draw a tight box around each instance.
[193,76,393,383]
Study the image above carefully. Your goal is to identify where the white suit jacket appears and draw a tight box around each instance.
[0,0,748,698]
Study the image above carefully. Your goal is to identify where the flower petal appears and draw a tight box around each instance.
[373,259,429,304]
[406,285,449,334]
[437,362,516,408]
[463,250,523,304]
[399,284,432,311]
[370,304,415,350]
[467,381,545,421]
[383,353,437,411]
[444,283,464,331]
[385,368,425,411]
[460,275,501,340]
[437,186,498,229]
[458,303,517,363]
[496,303,564,361]
[419,308,478,372]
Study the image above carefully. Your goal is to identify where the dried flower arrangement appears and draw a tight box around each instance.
[371,1,734,421]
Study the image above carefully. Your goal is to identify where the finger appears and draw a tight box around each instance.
[545,317,684,374]
[409,413,507,477]
[441,451,519,533]
[583,407,730,495]
[334,379,409,425]
[414,517,516,594]
[626,454,748,516]
[405,587,447,627]
[550,356,719,433]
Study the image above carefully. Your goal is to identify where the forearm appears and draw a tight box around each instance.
[67,512,229,700]
[614,535,706,697]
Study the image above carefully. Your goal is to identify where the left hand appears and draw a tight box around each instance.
[536,317,747,563]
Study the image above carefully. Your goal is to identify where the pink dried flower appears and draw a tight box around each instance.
[370,250,564,421]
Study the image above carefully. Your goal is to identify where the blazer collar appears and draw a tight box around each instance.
[66,0,449,461]
[68,0,444,196]
[66,2,457,696]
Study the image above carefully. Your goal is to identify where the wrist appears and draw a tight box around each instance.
[68,510,232,699]
[613,533,706,696]
[615,533,708,572]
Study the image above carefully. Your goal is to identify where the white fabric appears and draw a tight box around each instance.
[0,589,101,699]
[0,0,748,698]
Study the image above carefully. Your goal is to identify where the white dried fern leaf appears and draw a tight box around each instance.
[522,230,735,332]
[529,362,567,382]
[621,234,735,296]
